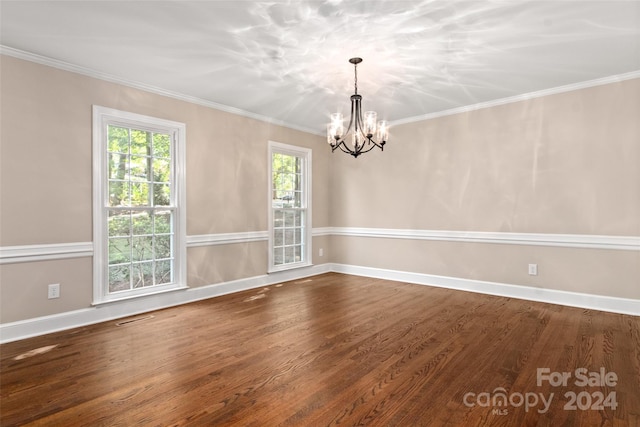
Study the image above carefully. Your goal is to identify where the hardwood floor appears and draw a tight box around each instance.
[1,272,639,426]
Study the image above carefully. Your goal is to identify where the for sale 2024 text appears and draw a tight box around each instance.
[537,367,618,411]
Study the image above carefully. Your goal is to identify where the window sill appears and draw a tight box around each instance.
[267,261,313,274]
[92,284,189,306]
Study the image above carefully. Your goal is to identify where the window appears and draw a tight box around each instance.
[93,106,186,303]
[268,142,312,272]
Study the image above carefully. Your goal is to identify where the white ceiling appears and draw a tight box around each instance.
[1,1,639,134]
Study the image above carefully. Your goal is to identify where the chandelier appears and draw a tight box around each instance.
[327,57,389,158]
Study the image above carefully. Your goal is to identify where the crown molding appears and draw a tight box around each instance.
[4,45,638,135]
[0,45,323,137]
[390,70,640,126]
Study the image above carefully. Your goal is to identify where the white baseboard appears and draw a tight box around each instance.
[2,262,637,344]
[0,264,331,344]
[331,264,640,316]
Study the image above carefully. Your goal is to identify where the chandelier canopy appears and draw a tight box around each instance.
[327,57,388,158]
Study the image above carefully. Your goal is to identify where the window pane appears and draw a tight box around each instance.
[109,265,131,293]
[285,229,294,245]
[284,246,295,263]
[155,235,171,259]
[153,183,171,206]
[155,211,171,234]
[132,211,152,235]
[295,228,302,244]
[284,210,295,227]
[294,211,301,227]
[109,238,131,264]
[155,260,172,285]
[295,245,302,262]
[153,133,171,158]
[274,247,284,265]
[274,210,284,228]
[131,129,151,155]
[153,158,170,183]
[108,210,130,237]
[130,182,150,206]
[129,155,150,182]
[108,126,129,154]
[132,236,154,262]
[108,153,128,180]
[274,229,284,246]
[132,262,153,288]
[109,180,131,207]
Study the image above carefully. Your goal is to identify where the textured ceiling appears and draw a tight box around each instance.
[1,1,639,133]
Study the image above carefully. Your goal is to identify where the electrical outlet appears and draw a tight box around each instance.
[319,248,324,257]
[48,283,60,299]
[528,264,538,276]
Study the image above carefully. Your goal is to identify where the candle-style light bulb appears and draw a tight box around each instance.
[377,120,388,142]
[327,113,344,145]
[364,111,377,137]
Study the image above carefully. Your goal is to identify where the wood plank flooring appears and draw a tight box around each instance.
[1,272,639,426]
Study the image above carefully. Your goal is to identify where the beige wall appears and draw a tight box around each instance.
[329,78,640,299]
[1,55,638,324]
[0,55,329,323]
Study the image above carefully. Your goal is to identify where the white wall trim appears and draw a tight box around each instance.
[0,263,332,344]
[0,46,322,136]
[186,231,269,247]
[2,262,637,343]
[1,228,637,264]
[329,227,640,251]
[331,264,640,317]
[3,45,638,136]
[0,242,93,264]
[312,227,334,236]
[390,70,640,126]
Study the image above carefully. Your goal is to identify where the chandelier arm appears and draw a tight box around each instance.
[367,137,384,149]
[347,96,357,136]
[356,97,364,130]
[336,138,367,157]
[336,96,357,145]
[335,142,356,156]
[355,143,377,156]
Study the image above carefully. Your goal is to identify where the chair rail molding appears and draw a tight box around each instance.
[0,242,94,264]
[327,227,640,251]
[1,228,637,264]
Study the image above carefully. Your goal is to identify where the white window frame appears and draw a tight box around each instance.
[92,106,187,304]
[268,141,312,273]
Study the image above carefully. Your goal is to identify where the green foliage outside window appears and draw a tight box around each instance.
[272,153,301,207]
[106,125,173,292]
